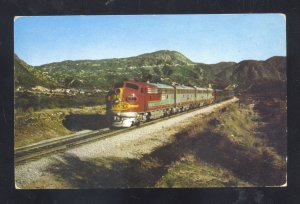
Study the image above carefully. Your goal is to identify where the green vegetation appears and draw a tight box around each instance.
[35,50,201,89]
[15,50,286,92]
[15,92,106,111]
[33,50,286,91]
[14,54,60,89]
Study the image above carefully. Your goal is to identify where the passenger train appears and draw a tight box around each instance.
[106,81,234,127]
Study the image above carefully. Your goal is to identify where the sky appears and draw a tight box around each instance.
[14,14,286,66]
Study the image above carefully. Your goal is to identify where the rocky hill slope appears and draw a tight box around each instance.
[14,54,60,89]
[231,56,286,93]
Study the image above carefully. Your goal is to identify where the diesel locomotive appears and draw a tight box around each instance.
[106,81,234,127]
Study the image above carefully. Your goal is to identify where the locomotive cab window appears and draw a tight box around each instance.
[126,83,139,90]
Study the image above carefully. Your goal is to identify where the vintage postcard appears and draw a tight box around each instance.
[14,14,286,188]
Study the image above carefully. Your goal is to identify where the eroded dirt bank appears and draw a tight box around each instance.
[15,96,286,188]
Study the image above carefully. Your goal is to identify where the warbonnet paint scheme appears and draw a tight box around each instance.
[106,81,233,127]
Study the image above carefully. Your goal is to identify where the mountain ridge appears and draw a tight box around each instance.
[15,50,286,93]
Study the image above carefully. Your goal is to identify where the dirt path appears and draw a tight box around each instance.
[15,98,238,189]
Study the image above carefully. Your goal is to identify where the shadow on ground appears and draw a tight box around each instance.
[62,113,108,131]
[187,130,286,186]
[46,120,285,188]
[47,153,163,188]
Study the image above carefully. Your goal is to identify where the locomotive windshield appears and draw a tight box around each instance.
[114,82,124,88]
[126,83,139,90]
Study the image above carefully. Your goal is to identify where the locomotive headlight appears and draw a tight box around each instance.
[114,116,121,121]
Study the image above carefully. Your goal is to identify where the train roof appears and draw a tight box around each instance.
[173,84,195,90]
[121,81,156,88]
[116,81,212,91]
[194,86,214,91]
[215,89,233,91]
[148,82,174,89]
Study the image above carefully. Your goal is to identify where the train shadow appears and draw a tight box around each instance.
[62,113,108,131]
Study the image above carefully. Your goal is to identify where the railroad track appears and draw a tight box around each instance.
[15,98,238,164]
[15,126,136,164]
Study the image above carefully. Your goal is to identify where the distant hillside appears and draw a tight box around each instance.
[231,56,286,93]
[196,62,237,88]
[35,50,200,89]
[137,50,195,65]
[14,54,60,89]
[15,50,286,94]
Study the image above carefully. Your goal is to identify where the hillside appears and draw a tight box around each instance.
[36,50,198,89]
[15,50,286,93]
[14,54,59,89]
[35,50,239,89]
[231,56,286,93]
[196,62,237,88]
